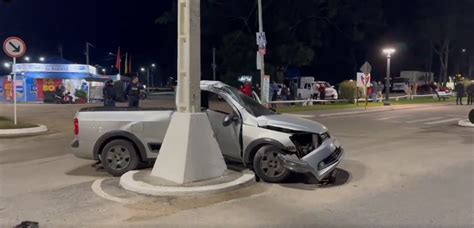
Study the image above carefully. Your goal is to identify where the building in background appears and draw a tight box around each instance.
[0,57,116,103]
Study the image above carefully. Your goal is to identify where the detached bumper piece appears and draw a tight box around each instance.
[279,138,344,181]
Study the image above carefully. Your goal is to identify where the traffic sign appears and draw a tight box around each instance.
[3,37,27,58]
[360,61,372,75]
[256,32,267,47]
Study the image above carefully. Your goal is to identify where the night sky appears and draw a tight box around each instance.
[1,0,172,75]
[0,0,469,84]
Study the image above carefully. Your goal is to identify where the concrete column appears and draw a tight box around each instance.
[176,0,201,113]
[150,0,227,184]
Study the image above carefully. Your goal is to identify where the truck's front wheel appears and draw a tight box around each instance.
[101,139,139,176]
[253,145,291,183]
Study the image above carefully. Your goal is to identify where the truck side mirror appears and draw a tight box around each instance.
[223,114,234,127]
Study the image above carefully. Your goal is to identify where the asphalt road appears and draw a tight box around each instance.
[0,101,473,227]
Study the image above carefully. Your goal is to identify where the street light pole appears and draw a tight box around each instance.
[258,0,266,103]
[383,48,395,106]
[147,68,150,93]
[385,54,391,105]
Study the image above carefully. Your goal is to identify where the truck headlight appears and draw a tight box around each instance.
[312,134,321,147]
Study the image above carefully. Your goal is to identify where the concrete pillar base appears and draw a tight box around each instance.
[150,112,227,184]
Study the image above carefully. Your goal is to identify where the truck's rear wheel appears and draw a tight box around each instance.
[253,145,291,183]
[101,139,139,176]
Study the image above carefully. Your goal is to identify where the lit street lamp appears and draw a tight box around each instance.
[4,62,11,69]
[39,57,45,62]
[24,56,30,62]
[382,48,395,105]
[102,68,106,74]
[140,64,157,91]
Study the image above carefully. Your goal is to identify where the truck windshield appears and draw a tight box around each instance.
[221,86,275,117]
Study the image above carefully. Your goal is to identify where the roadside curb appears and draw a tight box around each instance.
[458,119,474,128]
[120,170,256,197]
[317,103,453,118]
[0,124,48,138]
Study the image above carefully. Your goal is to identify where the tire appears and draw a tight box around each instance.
[101,139,140,176]
[253,145,291,183]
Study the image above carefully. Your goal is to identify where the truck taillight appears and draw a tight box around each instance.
[74,118,79,135]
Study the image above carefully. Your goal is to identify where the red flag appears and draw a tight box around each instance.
[128,55,132,73]
[115,47,121,72]
[124,53,128,74]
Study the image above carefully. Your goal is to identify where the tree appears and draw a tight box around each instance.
[415,0,474,83]
[155,0,385,84]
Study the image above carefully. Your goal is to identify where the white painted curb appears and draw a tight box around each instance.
[458,119,474,128]
[0,124,48,137]
[120,170,256,197]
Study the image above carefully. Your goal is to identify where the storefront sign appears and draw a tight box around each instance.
[14,64,97,75]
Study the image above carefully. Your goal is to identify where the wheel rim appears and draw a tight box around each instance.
[259,151,285,178]
[105,145,131,171]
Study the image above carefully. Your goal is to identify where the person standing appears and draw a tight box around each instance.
[404,83,412,100]
[103,80,116,107]
[377,81,384,102]
[253,83,261,97]
[312,83,320,100]
[454,82,465,105]
[371,82,378,102]
[270,81,279,108]
[466,82,474,105]
[290,82,297,100]
[243,81,252,97]
[281,84,289,106]
[126,77,141,108]
[318,84,326,100]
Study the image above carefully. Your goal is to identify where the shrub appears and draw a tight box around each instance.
[339,80,357,103]
[75,90,87,99]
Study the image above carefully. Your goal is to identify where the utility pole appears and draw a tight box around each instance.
[257,0,267,104]
[212,47,217,81]
[147,68,150,93]
[85,42,95,66]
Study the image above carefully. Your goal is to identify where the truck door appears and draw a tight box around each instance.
[202,92,242,160]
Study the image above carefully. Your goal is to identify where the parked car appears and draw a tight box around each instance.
[71,81,344,183]
[315,81,338,100]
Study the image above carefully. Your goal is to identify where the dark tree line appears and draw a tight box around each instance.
[156,0,385,84]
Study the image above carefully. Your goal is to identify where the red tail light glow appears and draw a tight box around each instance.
[74,118,79,135]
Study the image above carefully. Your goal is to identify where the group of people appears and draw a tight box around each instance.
[368,81,385,102]
[454,81,474,105]
[102,77,142,108]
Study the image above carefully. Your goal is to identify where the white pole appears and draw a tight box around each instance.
[13,57,17,125]
[258,0,266,103]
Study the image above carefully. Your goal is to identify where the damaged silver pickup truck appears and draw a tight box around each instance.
[71,81,343,183]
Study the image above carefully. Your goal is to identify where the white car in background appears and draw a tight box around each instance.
[315,81,338,100]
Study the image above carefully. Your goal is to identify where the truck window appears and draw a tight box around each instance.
[207,93,234,115]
